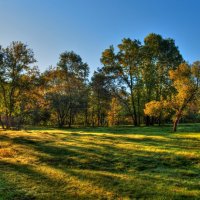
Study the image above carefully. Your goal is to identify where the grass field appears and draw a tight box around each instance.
[0,124,200,199]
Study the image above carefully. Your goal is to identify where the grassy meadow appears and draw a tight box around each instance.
[0,124,200,199]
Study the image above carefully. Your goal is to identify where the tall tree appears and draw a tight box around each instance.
[101,38,141,126]
[141,33,183,125]
[90,70,111,126]
[44,51,89,128]
[0,42,36,129]
[57,51,89,127]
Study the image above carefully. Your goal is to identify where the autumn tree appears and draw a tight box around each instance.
[101,34,183,126]
[169,62,200,131]
[44,51,89,128]
[144,100,171,125]
[107,97,122,126]
[0,42,36,129]
[25,69,51,126]
[144,62,200,131]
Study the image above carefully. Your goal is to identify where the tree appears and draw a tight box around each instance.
[101,38,141,126]
[44,51,89,128]
[101,34,183,126]
[144,62,200,131]
[107,97,122,126]
[141,33,183,125]
[43,67,70,128]
[58,51,89,80]
[144,100,170,125]
[169,62,200,131]
[90,70,111,126]
[0,42,36,129]
[57,51,89,127]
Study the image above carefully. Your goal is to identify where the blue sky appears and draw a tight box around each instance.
[0,0,200,76]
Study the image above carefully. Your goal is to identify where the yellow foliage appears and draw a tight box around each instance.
[144,101,163,118]
[107,97,121,126]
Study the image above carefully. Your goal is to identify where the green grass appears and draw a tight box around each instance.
[0,124,200,199]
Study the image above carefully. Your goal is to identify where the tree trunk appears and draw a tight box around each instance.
[158,112,162,126]
[84,107,88,127]
[6,114,12,129]
[173,109,183,132]
[68,111,72,128]
[158,117,161,126]
[0,115,5,129]
[130,75,137,126]
[150,117,154,126]
[58,120,64,128]
[145,115,150,126]
[131,99,138,126]
[137,93,141,126]
[173,118,179,132]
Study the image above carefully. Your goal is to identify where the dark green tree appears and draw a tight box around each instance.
[101,38,141,126]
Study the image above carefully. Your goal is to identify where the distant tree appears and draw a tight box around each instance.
[90,70,111,126]
[44,51,89,128]
[58,51,89,80]
[43,68,70,127]
[24,69,51,126]
[57,51,89,127]
[107,97,122,126]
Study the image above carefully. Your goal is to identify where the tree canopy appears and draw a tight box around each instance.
[0,33,199,131]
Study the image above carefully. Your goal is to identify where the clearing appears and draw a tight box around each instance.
[0,124,200,199]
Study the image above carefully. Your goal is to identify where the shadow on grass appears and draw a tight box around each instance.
[2,133,200,171]
[0,161,40,200]
[0,124,200,199]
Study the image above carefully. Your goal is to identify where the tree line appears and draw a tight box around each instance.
[0,33,199,131]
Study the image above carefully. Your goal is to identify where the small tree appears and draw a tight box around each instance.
[169,62,200,131]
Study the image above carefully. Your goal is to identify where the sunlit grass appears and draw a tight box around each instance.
[0,124,200,199]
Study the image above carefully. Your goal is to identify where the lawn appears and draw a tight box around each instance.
[0,124,200,199]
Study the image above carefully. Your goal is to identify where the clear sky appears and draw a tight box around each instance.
[0,0,200,76]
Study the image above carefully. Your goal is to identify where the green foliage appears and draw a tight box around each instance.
[58,51,89,80]
[90,70,111,126]
[43,51,89,128]
[0,33,199,129]
[0,42,36,129]
[145,62,200,131]
[101,33,183,126]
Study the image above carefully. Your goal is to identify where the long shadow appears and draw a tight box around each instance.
[3,134,199,172]
[0,160,47,200]
[56,123,200,135]
[0,159,109,200]
[18,136,200,179]
[63,168,200,199]
[1,129,200,199]
[57,131,200,154]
